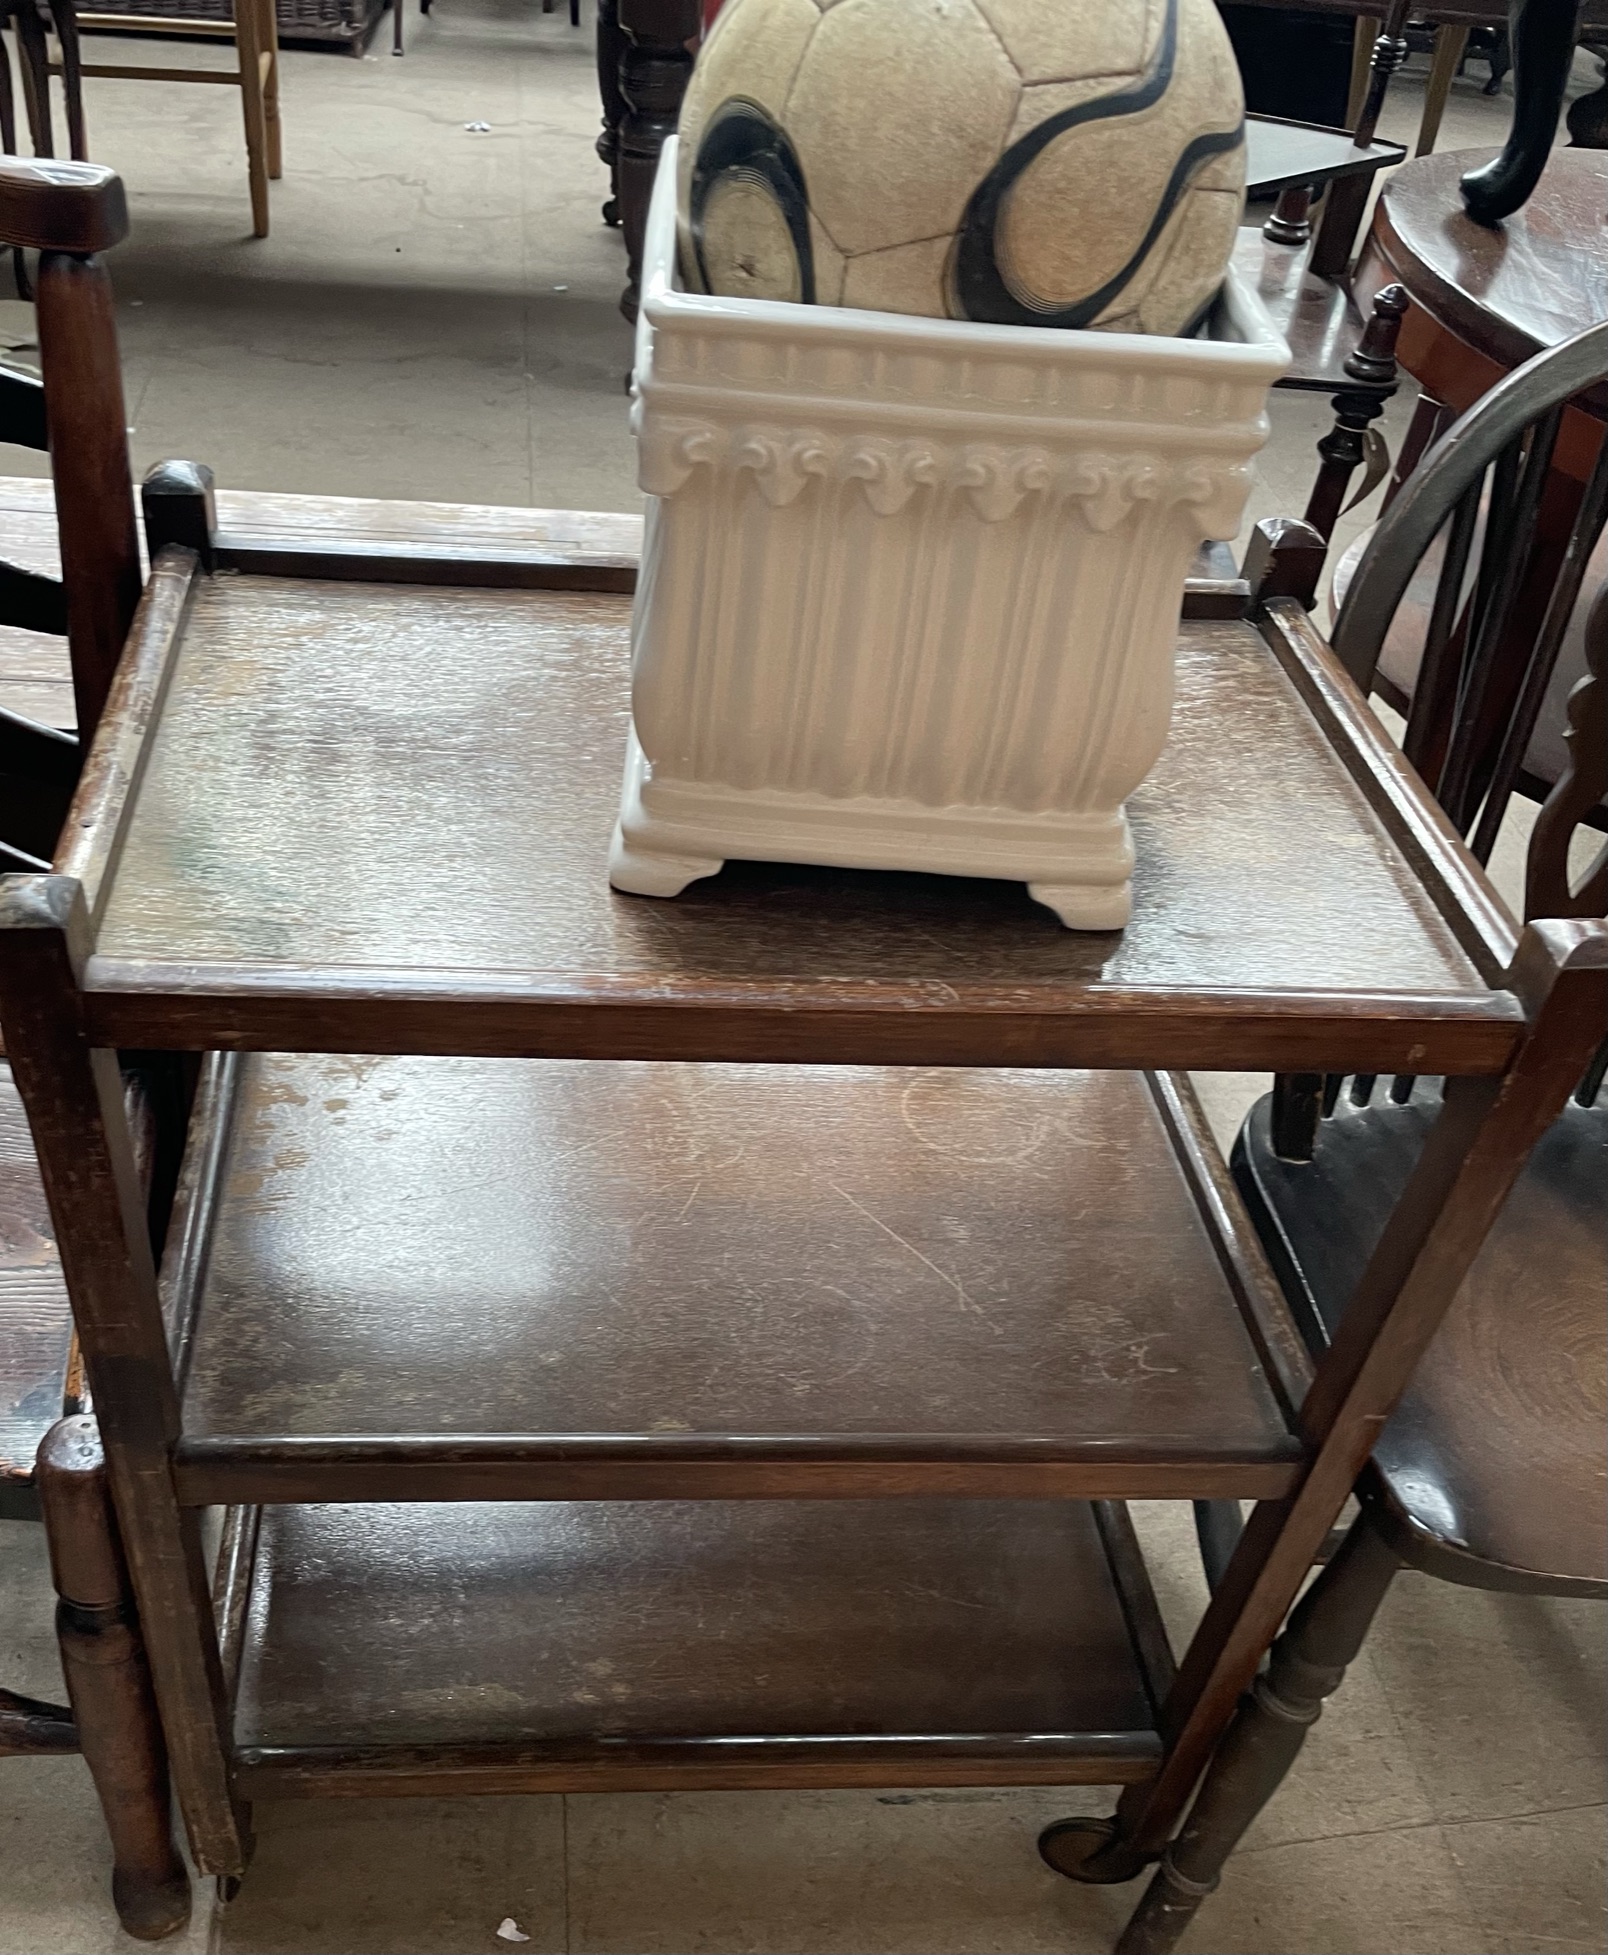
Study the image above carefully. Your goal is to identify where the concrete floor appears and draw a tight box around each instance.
[0,12,1605,1954]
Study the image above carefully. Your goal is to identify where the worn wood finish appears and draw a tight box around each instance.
[7,478,1599,1908]
[0,1059,74,1520]
[0,156,127,252]
[0,879,246,1873]
[37,1416,191,1941]
[64,577,1517,1073]
[228,1498,1165,1795]
[164,1055,1303,1503]
[54,549,198,927]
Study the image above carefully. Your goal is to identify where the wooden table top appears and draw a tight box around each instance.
[64,543,1522,1076]
[1368,146,1608,372]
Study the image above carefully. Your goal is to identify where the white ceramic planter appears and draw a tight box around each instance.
[609,141,1288,928]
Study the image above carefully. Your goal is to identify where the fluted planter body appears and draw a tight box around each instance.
[610,141,1288,927]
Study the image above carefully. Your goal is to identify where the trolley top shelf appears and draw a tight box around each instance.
[23,485,1524,1073]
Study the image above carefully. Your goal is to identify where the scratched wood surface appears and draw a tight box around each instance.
[174,1055,1299,1492]
[89,575,1499,1060]
[232,1498,1162,1784]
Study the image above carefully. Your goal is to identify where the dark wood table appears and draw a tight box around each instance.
[1357,143,1608,474]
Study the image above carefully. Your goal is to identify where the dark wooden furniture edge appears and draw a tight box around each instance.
[159,1050,238,1391]
[211,534,639,595]
[1150,1071,1315,1421]
[170,1443,1304,1506]
[54,548,199,927]
[1094,1499,1179,1722]
[231,1735,1164,1799]
[1256,596,1522,980]
[72,972,1523,1073]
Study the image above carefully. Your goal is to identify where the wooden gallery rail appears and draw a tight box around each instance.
[0,158,1603,1946]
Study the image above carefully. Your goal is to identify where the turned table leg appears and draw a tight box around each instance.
[38,1416,191,1943]
[1302,284,1407,543]
[595,0,626,226]
[615,0,699,322]
[1112,1517,1401,1955]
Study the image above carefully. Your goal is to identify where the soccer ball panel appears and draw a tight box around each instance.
[676,0,820,232]
[786,0,1020,255]
[990,0,1242,327]
[840,233,953,315]
[676,0,822,295]
[810,213,848,303]
[972,0,1157,86]
[1005,76,1132,145]
[701,178,807,301]
[1131,185,1241,333]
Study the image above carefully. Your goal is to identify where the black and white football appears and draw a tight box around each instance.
[676,0,1246,336]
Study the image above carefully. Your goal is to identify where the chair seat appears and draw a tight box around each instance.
[1234,1089,1608,1593]
[0,1060,73,1520]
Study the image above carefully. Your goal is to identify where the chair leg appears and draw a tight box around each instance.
[1418,24,1468,155]
[37,1417,191,1943]
[392,0,402,57]
[260,0,281,179]
[1111,1517,1402,1955]
[234,0,270,236]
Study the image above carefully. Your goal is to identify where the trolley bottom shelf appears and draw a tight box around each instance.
[224,1498,1174,1798]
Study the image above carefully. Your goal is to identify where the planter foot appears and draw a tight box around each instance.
[608,829,724,899]
[1027,878,1131,931]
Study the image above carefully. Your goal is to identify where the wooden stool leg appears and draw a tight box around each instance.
[37,1416,191,1943]
[260,0,281,180]
[1111,1518,1402,1955]
[234,0,270,238]
[1418,24,1469,155]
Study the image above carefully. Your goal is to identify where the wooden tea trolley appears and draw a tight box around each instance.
[2,192,1604,1935]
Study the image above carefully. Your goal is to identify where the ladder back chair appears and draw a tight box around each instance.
[0,154,190,1942]
[1106,320,1608,1955]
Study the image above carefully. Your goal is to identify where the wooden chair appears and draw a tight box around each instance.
[1104,321,1608,1955]
[1,0,281,238]
[0,155,190,1942]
